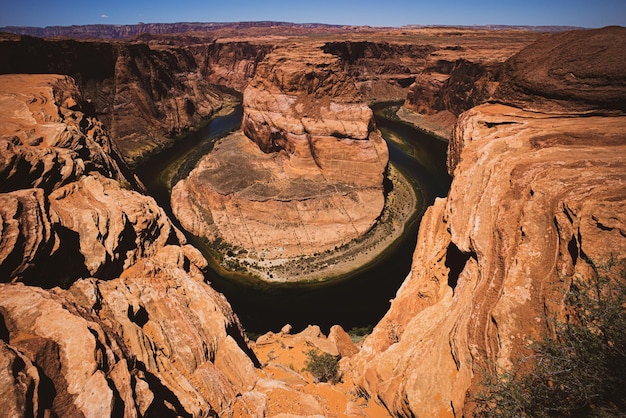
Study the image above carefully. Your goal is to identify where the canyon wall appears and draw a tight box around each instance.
[0,28,539,164]
[0,34,270,165]
[401,29,543,138]
[0,71,379,418]
[352,26,626,417]
[1,25,623,417]
[0,74,265,416]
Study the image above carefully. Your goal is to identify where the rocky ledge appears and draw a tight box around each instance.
[0,74,262,416]
[350,26,626,417]
[172,43,393,281]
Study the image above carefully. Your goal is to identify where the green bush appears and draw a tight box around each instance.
[474,262,626,417]
[304,349,340,384]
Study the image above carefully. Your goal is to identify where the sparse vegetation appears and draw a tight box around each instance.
[474,262,626,417]
[348,325,373,343]
[304,349,341,384]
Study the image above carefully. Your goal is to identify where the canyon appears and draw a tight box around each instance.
[0,23,624,417]
[171,42,392,281]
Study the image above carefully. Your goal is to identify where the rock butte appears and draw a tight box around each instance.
[0,24,624,417]
[172,43,390,279]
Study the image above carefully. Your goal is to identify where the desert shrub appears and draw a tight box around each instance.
[348,325,373,343]
[304,349,340,384]
[474,262,626,417]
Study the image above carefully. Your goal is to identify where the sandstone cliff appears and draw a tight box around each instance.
[0,34,270,165]
[0,28,539,164]
[172,43,390,278]
[2,26,624,418]
[0,74,265,416]
[351,26,626,416]
[401,28,542,138]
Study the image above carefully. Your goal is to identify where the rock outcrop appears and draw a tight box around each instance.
[402,28,542,138]
[494,26,626,113]
[0,74,264,416]
[0,28,540,163]
[172,43,389,275]
[352,27,626,417]
[2,25,624,418]
[0,74,140,284]
[0,35,269,165]
[322,41,436,101]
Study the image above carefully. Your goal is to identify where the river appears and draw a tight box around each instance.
[136,103,450,337]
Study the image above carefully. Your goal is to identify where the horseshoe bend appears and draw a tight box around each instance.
[171,43,404,282]
[0,22,625,417]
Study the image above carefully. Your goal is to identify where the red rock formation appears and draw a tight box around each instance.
[172,43,389,272]
[494,26,626,113]
[200,41,273,91]
[402,28,541,138]
[0,35,260,164]
[0,74,263,416]
[0,74,141,284]
[352,27,626,417]
[1,26,624,418]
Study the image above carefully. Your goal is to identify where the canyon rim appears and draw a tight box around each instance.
[0,22,625,417]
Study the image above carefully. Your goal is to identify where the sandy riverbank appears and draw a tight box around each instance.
[218,163,418,282]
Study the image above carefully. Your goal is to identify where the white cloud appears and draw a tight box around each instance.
[100,14,109,19]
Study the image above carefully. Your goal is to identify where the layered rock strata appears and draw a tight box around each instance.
[0,34,270,164]
[0,74,264,416]
[0,28,539,163]
[351,27,626,417]
[172,44,389,276]
[0,71,394,418]
[402,28,542,139]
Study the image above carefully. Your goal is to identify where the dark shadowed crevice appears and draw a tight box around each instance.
[98,221,137,280]
[127,305,149,328]
[225,322,262,368]
[24,226,90,289]
[484,121,520,129]
[445,242,473,292]
[568,235,579,266]
[107,377,126,418]
[135,360,195,418]
[0,312,8,343]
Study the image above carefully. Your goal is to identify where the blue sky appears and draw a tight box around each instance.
[1,0,625,28]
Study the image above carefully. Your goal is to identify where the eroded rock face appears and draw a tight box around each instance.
[352,27,626,417]
[0,74,263,416]
[173,44,389,265]
[0,74,142,285]
[402,28,541,139]
[242,44,388,186]
[0,249,259,417]
[494,26,626,113]
[49,174,184,279]
[0,189,57,282]
[0,36,249,165]
[201,41,273,91]
[0,74,133,192]
[66,247,259,417]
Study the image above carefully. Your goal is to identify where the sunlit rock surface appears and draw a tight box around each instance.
[173,43,389,267]
[352,26,626,417]
[0,74,262,416]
